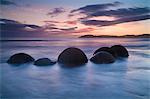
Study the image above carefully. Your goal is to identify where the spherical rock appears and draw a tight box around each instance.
[110,45,129,58]
[93,47,114,55]
[7,53,35,64]
[90,51,115,64]
[58,47,88,66]
[34,58,56,66]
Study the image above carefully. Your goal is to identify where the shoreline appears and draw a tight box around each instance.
[79,34,150,38]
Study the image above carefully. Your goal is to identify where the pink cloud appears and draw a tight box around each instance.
[64,21,77,25]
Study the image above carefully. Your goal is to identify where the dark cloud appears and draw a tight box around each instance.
[71,1,150,27]
[0,19,41,29]
[0,0,17,6]
[0,19,43,37]
[0,19,20,24]
[82,15,150,26]
[43,25,77,31]
[71,1,122,14]
[60,27,78,31]
[26,25,41,29]
[43,20,77,25]
[1,18,96,38]
[47,7,65,17]
[90,7,150,18]
[0,19,79,38]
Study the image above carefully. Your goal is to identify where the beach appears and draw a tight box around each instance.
[0,37,150,99]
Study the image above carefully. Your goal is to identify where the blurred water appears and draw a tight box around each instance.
[0,38,150,99]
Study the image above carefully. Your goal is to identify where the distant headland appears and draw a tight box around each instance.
[79,34,150,38]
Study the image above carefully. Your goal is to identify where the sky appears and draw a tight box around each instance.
[0,0,150,38]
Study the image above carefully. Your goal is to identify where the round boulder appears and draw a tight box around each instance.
[90,51,115,64]
[34,58,56,66]
[7,53,35,64]
[58,47,88,66]
[93,47,114,55]
[110,45,129,58]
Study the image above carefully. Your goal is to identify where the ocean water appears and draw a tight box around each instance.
[0,38,150,99]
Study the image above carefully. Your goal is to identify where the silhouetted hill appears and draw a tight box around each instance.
[79,34,150,38]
